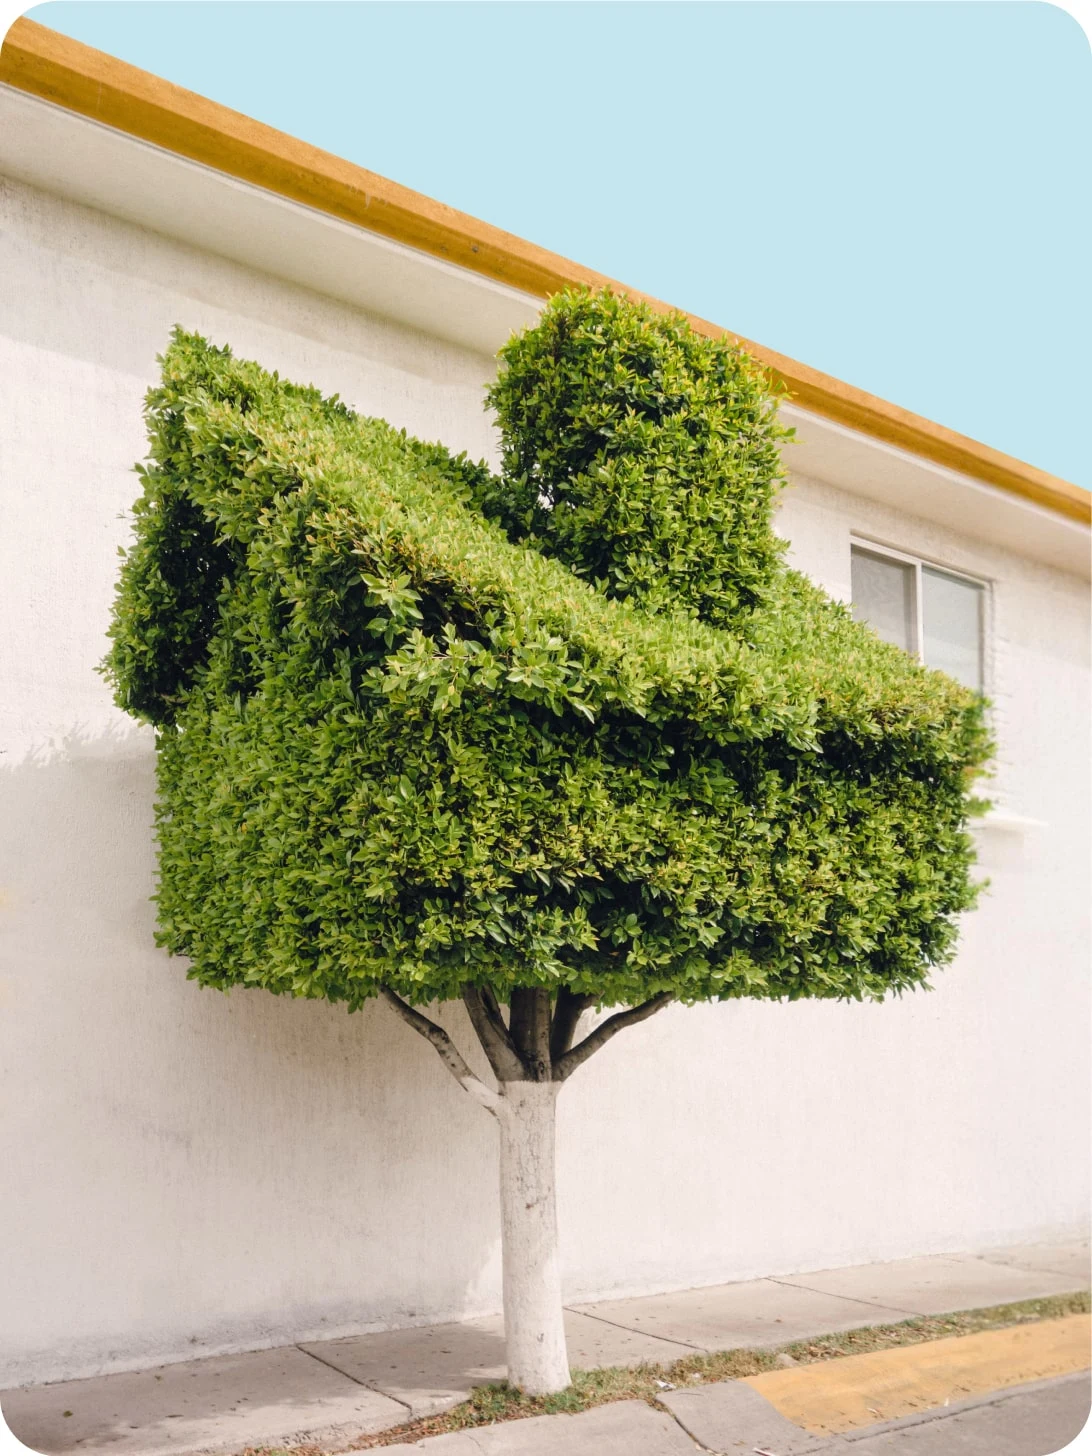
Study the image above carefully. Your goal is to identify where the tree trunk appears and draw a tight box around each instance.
[495,1080,570,1394]
[381,985,672,1395]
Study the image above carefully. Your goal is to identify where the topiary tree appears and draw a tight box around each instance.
[104,290,990,1395]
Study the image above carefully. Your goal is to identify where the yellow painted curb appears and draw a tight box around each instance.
[744,1313,1091,1434]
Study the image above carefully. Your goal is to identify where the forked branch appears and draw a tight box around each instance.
[553,992,674,1082]
[462,986,527,1083]
[380,986,501,1114]
[550,988,595,1062]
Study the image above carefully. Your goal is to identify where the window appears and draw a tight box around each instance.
[850,541,985,693]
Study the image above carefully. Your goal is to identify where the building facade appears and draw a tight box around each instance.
[1,19,1088,1391]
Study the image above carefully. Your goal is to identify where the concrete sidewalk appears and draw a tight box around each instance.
[2,1238,1087,1455]
[405,1375,1091,1454]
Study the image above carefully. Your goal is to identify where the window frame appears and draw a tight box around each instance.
[849,535,990,692]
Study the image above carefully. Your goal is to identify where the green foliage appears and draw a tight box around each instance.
[476,289,789,628]
[103,296,990,1015]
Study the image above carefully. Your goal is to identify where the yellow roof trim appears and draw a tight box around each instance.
[3,17,1088,527]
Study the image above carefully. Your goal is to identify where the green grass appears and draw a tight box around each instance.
[239,1289,1089,1453]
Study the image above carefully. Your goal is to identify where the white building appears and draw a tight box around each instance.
[1,18,1088,1391]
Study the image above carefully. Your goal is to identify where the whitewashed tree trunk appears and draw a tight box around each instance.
[496,1080,571,1395]
[381,986,671,1396]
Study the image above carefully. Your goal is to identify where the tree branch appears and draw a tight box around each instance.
[550,989,595,1063]
[553,993,674,1082]
[462,986,527,1083]
[480,984,507,1030]
[380,986,501,1114]
[509,987,551,1081]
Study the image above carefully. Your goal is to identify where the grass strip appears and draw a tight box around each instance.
[243,1289,1090,1453]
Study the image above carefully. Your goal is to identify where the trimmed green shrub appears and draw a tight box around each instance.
[475,288,789,629]
[104,295,990,1017]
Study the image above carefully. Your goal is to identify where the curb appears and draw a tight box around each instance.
[743,1312,1091,1436]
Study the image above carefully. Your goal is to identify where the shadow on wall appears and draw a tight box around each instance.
[0,729,503,1388]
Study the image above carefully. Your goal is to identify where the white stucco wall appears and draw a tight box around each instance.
[1,176,1088,1389]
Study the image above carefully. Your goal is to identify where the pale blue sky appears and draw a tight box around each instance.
[26,2,1091,486]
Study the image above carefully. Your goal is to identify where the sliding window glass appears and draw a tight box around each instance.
[850,547,917,654]
[850,543,985,693]
[921,566,984,692]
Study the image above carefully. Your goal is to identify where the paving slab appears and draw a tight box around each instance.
[661,1378,831,1453]
[412,1399,699,1453]
[560,1308,700,1369]
[0,1345,406,1455]
[408,1432,485,1454]
[775,1253,1080,1316]
[574,1278,912,1352]
[300,1317,506,1419]
[302,1309,688,1417]
[968,1237,1091,1286]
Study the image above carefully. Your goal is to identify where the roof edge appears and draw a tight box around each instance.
[2,16,1088,528]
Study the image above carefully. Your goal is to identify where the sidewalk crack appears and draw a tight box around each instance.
[765,1277,920,1317]
[294,1344,415,1416]
[564,1307,705,1351]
